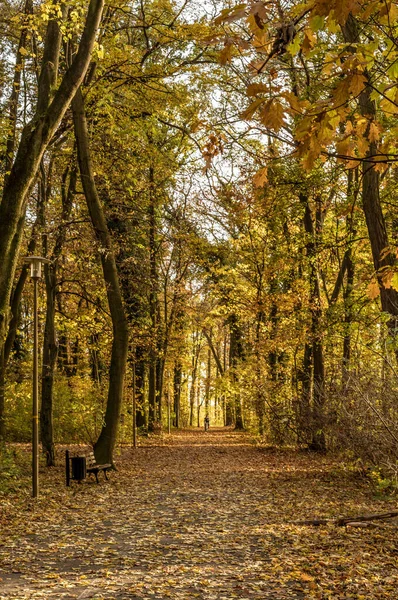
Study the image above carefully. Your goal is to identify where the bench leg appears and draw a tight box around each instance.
[95,471,99,484]
[104,470,109,481]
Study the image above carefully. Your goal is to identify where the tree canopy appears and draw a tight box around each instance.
[0,0,397,477]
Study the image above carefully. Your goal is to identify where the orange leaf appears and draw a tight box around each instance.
[241,97,267,120]
[247,83,269,97]
[367,279,380,300]
[259,99,285,131]
[253,166,268,187]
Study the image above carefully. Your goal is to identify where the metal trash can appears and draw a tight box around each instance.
[71,456,87,481]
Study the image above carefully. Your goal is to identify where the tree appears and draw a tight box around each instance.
[0,0,104,438]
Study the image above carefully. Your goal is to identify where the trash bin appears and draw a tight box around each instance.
[71,456,87,481]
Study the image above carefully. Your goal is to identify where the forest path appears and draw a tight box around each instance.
[1,428,397,599]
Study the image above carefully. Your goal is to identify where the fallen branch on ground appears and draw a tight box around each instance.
[295,511,398,527]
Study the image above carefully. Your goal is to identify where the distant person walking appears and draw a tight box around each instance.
[204,415,210,432]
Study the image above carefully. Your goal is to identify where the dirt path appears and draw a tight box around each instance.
[0,429,397,599]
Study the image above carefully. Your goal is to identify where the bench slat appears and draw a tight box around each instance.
[66,449,113,486]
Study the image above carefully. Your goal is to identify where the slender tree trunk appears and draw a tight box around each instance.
[342,170,356,383]
[72,87,128,465]
[40,167,76,466]
[134,347,146,428]
[156,356,164,423]
[189,370,196,427]
[148,362,157,428]
[255,307,265,436]
[189,333,201,427]
[224,331,233,426]
[41,264,57,466]
[0,210,40,439]
[301,194,326,451]
[148,166,158,430]
[173,361,181,428]
[297,342,312,442]
[205,348,211,417]
[342,250,354,381]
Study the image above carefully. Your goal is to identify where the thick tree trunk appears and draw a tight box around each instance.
[0,0,104,355]
[342,15,398,336]
[72,88,128,465]
[229,314,244,430]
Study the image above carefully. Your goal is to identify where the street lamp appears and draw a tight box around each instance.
[24,256,51,498]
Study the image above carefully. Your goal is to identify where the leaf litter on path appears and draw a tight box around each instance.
[0,428,397,599]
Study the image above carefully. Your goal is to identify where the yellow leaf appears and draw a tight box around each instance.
[332,79,350,107]
[302,150,319,171]
[368,122,380,142]
[390,272,398,292]
[382,269,394,289]
[336,139,354,158]
[287,35,301,56]
[357,136,370,155]
[349,73,367,96]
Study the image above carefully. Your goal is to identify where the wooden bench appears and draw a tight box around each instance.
[66,449,112,485]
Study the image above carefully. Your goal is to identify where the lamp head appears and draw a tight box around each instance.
[24,256,51,279]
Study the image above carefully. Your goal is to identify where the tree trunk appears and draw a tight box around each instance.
[40,264,57,466]
[0,0,104,357]
[342,15,398,338]
[342,170,356,383]
[229,314,244,430]
[205,348,211,417]
[173,361,182,428]
[301,194,326,451]
[0,211,40,439]
[40,167,76,466]
[72,87,128,465]
[147,165,158,430]
[134,347,146,428]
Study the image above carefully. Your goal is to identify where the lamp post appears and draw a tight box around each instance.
[24,256,50,498]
